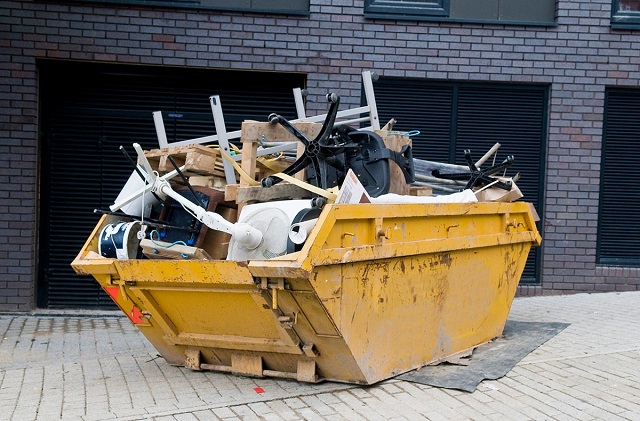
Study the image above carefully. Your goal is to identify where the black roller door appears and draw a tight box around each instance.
[38,61,305,309]
[371,78,548,284]
[598,88,640,266]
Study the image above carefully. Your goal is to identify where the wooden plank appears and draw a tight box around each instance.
[410,186,433,196]
[184,348,201,371]
[296,360,318,383]
[239,136,258,187]
[240,121,322,144]
[231,354,263,377]
[158,154,185,173]
[145,144,219,158]
[189,175,227,191]
[185,150,225,175]
[224,184,239,201]
[234,183,312,203]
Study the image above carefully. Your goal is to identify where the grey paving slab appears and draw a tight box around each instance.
[1,291,639,420]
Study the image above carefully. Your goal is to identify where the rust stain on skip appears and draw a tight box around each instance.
[429,253,452,269]
[392,260,406,274]
[361,261,390,285]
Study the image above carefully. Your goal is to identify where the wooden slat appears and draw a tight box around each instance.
[240,121,322,144]
[234,183,313,203]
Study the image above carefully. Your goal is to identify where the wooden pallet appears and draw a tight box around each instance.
[144,144,227,178]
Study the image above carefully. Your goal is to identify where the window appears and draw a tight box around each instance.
[617,0,640,11]
[364,0,449,18]
[64,0,309,14]
[364,0,555,25]
[612,0,640,28]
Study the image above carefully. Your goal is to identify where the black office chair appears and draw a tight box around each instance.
[261,93,414,198]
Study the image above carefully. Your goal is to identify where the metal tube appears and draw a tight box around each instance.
[475,143,501,168]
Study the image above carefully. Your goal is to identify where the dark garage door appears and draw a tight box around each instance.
[371,78,548,284]
[38,61,305,309]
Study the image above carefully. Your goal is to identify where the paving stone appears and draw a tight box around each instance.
[1,291,639,420]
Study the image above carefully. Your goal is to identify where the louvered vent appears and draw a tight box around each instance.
[598,88,640,266]
[371,78,548,283]
[39,61,305,309]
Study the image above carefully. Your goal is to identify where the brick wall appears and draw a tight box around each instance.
[1,0,639,310]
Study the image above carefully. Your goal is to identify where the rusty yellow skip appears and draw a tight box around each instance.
[72,199,540,385]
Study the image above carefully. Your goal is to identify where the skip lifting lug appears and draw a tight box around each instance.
[259,277,289,310]
[259,277,288,291]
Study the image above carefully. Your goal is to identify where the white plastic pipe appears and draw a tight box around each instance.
[288,218,318,245]
[158,182,263,249]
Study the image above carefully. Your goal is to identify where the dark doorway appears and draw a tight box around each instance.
[38,61,305,308]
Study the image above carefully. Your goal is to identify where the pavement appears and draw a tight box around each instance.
[1,291,639,421]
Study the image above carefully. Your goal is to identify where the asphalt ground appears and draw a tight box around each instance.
[1,291,639,421]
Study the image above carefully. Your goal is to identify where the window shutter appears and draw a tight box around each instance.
[39,62,305,309]
[372,78,454,161]
[372,78,547,283]
[455,85,547,282]
[598,89,640,266]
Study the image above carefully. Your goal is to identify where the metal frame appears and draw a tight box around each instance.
[292,71,381,131]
